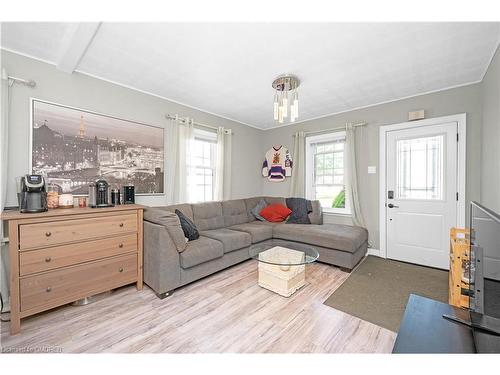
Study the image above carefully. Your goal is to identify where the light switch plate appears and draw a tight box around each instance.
[368,166,377,174]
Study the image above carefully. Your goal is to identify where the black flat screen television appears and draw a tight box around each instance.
[469,201,500,320]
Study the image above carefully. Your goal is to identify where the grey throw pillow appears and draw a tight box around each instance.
[286,197,312,224]
[175,209,199,241]
[251,199,268,221]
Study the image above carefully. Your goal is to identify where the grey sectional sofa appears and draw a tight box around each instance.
[143,196,368,298]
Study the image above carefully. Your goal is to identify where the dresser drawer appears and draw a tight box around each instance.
[19,234,137,276]
[20,253,137,313]
[19,213,137,250]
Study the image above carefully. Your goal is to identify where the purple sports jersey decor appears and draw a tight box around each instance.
[262,145,293,182]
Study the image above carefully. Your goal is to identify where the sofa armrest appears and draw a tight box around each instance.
[144,207,187,252]
[143,221,181,294]
[309,200,323,225]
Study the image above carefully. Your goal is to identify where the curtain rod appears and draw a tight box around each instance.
[165,114,220,131]
[6,75,37,88]
[293,121,367,136]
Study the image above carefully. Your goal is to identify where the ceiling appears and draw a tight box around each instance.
[2,22,499,129]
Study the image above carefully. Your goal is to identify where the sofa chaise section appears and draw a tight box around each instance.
[272,223,368,270]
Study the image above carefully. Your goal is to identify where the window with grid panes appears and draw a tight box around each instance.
[305,131,351,214]
[192,129,217,202]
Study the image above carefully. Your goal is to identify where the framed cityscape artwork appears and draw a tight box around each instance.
[30,99,165,195]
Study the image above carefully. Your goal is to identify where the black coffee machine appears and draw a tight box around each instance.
[89,179,113,208]
[18,174,48,213]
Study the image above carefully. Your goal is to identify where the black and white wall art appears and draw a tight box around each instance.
[30,99,165,195]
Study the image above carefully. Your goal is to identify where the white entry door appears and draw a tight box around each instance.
[386,122,458,269]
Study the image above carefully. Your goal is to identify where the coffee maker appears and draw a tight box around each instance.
[89,179,113,208]
[18,174,48,213]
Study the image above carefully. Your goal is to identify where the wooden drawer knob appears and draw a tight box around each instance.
[45,257,52,263]
[119,223,124,227]
[45,232,52,237]
[119,267,124,273]
[46,286,52,292]
[118,243,124,248]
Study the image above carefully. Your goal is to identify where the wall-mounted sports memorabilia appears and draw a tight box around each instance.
[262,145,293,182]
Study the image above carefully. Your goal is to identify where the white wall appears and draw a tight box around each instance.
[481,46,500,213]
[1,50,264,207]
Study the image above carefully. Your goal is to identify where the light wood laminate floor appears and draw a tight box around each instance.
[1,260,396,353]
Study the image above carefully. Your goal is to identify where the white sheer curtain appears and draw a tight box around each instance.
[215,127,232,201]
[289,131,306,197]
[165,116,197,204]
[345,123,366,227]
[1,69,11,303]
[165,116,179,205]
[176,118,196,203]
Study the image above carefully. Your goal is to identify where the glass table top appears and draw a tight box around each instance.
[249,241,319,266]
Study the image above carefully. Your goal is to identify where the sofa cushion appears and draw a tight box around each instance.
[164,203,194,221]
[175,209,199,241]
[222,199,249,227]
[260,204,292,222]
[264,196,287,206]
[252,220,282,227]
[192,201,224,231]
[272,223,368,253]
[179,236,224,269]
[228,222,273,243]
[200,228,252,253]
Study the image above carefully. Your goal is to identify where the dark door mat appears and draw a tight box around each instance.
[324,255,448,332]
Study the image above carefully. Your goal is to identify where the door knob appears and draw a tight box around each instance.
[387,203,399,208]
[119,223,124,227]
[45,257,52,263]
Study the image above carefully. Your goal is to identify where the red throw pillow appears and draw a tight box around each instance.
[259,203,292,222]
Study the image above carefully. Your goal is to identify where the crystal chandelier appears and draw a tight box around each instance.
[272,74,300,123]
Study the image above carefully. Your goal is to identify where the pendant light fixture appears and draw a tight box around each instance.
[272,75,300,124]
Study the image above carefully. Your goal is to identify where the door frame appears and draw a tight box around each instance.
[379,113,466,259]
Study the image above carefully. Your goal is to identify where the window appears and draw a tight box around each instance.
[192,128,217,202]
[306,131,350,214]
[396,135,444,200]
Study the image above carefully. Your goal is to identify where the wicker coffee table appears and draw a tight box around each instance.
[249,242,319,297]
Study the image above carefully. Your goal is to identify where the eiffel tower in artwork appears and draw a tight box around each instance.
[78,115,86,138]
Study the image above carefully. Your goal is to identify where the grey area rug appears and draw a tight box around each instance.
[324,255,448,332]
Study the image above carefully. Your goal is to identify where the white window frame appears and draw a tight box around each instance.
[193,128,217,202]
[305,131,351,215]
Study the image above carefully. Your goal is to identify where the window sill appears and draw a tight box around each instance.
[322,210,352,217]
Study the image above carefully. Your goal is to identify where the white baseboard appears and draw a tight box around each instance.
[367,248,384,258]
